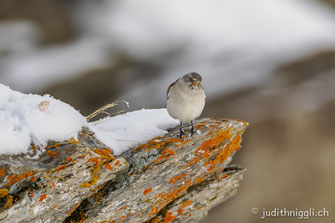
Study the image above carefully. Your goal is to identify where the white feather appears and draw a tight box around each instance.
[167,78,205,123]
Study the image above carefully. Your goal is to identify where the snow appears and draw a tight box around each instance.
[0,83,87,155]
[0,83,178,155]
[91,109,179,155]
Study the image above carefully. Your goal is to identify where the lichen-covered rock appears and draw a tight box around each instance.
[0,118,248,223]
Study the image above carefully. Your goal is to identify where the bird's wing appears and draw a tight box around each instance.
[166,79,178,99]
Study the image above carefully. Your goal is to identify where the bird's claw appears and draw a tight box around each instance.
[178,121,200,140]
[179,130,185,139]
[187,128,201,140]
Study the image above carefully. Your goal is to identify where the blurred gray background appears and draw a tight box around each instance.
[0,0,335,222]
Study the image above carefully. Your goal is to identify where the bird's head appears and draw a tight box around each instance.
[182,72,203,89]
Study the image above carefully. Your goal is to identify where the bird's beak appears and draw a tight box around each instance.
[192,81,200,87]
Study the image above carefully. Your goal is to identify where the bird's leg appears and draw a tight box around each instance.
[190,120,195,137]
[179,122,185,139]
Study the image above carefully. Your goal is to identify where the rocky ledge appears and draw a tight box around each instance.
[0,118,248,223]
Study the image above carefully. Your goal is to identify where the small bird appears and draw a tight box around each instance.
[167,72,206,139]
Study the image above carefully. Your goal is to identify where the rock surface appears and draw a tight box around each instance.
[0,118,248,223]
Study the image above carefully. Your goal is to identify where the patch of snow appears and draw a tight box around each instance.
[91,109,179,155]
[0,84,178,156]
[0,84,87,154]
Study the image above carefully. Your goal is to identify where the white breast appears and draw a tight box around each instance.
[167,81,205,123]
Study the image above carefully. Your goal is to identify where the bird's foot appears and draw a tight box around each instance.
[191,126,196,136]
[187,128,201,140]
[188,120,197,139]
[179,130,185,139]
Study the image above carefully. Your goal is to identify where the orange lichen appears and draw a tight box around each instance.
[205,134,241,172]
[29,191,34,198]
[87,157,100,163]
[133,136,180,153]
[39,194,47,202]
[81,151,115,188]
[0,168,6,177]
[178,209,184,215]
[114,160,120,166]
[231,119,249,126]
[184,157,201,170]
[30,176,36,183]
[46,150,59,158]
[184,126,242,172]
[147,124,246,216]
[65,157,73,162]
[81,155,86,159]
[133,137,160,152]
[223,173,229,178]
[151,217,159,223]
[92,148,115,162]
[4,195,13,209]
[55,164,67,172]
[163,210,177,223]
[181,200,192,208]
[116,206,127,213]
[193,176,205,185]
[50,181,55,189]
[50,206,57,210]
[67,138,80,144]
[153,193,163,199]
[7,175,16,181]
[81,175,99,188]
[155,147,175,163]
[105,163,114,170]
[79,216,87,223]
[196,124,205,130]
[168,173,188,184]
[150,180,192,216]
[0,189,9,198]
[6,171,34,187]
[143,188,153,195]
[67,203,80,215]
[121,216,126,220]
[31,144,38,151]
[91,163,101,176]
[91,184,104,193]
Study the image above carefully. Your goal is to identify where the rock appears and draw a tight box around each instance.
[0,118,248,223]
